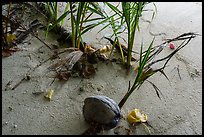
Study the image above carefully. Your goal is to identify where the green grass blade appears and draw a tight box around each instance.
[54,2,58,21]
[45,23,52,38]
[97,15,121,34]
[70,2,76,47]
[80,24,97,36]
[47,2,54,20]
[61,2,69,26]
[88,2,106,17]
[48,9,73,31]
[87,5,105,17]
[82,17,105,23]
[105,2,122,15]
[139,39,143,66]
[140,37,155,69]
[131,38,155,90]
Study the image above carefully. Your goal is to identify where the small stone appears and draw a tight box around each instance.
[5,122,8,125]
[8,106,13,111]
[13,124,17,128]
[79,87,84,92]
[97,87,102,91]
[182,95,185,97]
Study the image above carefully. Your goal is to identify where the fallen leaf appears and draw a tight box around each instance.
[55,71,71,81]
[44,89,54,101]
[82,64,96,78]
[2,47,21,57]
[127,109,148,124]
[6,34,16,43]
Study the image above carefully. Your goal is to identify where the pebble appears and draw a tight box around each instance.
[79,87,84,92]
[182,95,185,97]
[14,124,17,128]
[97,87,102,91]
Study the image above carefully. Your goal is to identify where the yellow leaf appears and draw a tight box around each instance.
[44,89,54,101]
[127,109,148,124]
[6,34,16,43]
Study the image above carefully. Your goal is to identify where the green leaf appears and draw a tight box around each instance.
[132,37,155,90]
[61,2,69,26]
[105,2,122,15]
[87,5,105,17]
[95,13,118,33]
[54,2,58,21]
[48,9,73,31]
[81,24,97,35]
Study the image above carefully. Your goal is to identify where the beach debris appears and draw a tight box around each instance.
[13,124,17,128]
[4,81,12,91]
[16,19,42,44]
[6,34,16,43]
[127,109,148,124]
[44,89,54,101]
[103,37,138,61]
[83,95,121,130]
[81,64,96,78]
[32,91,44,96]
[8,106,13,111]
[114,125,134,135]
[169,42,175,49]
[99,45,111,53]
[2,47,21,57]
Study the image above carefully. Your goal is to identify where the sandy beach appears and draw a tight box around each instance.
[2,2,202,135]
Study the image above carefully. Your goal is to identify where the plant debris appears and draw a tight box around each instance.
[103,37,138,61]
[32,91,44,96]
[127,109,148,124]
[169,42,175,49]
[44,89,54,101]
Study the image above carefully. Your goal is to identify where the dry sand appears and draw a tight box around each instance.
[2,2,202,135]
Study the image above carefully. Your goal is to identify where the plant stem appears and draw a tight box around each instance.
[118,84,139,108]
[77,2,87,49]
[70,2,76,47]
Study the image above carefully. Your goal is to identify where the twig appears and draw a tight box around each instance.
[11,77,26,90]
[17,23,52,50]
[177,65,182,80]
[141,123,151,135]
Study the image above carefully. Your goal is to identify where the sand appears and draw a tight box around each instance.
[2,2,202,135]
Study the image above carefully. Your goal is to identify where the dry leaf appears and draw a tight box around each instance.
[82,64,96,78]
[2,47,21,57]
[55,71,71,81]
[99,45,111,53]
[49,50,84,71]
[6,34,16,43]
